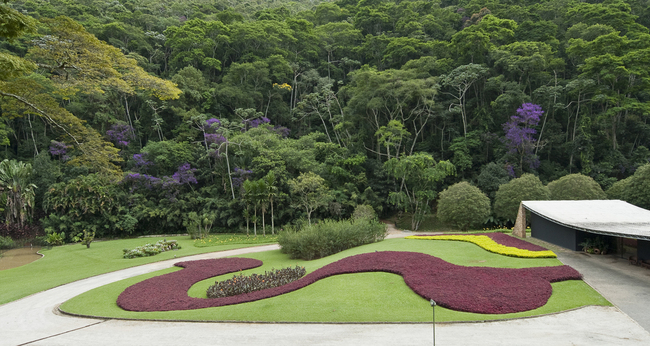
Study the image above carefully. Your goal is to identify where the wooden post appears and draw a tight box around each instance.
[512,202,526,238]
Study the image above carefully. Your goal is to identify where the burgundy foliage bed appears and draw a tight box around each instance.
[117,251,581,314]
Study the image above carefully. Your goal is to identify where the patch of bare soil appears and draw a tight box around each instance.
[0,247,42,270]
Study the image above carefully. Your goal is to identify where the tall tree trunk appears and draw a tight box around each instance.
[253,207,257,236]
[270,198,274,235]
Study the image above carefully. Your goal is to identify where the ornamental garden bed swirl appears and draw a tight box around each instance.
[117,251,581,314]
[407,233,556,258]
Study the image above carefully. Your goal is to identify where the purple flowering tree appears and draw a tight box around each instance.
[49,141,70,161]
[123,163,198,200]
[502,103,543,176]
[132,153,153,172]
[106,123,135,148]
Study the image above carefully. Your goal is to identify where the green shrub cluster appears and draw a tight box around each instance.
[494,174,550,223]
[547,173,606,200]
[122,239,180,259]
[278,218,387,260]
[436,182,491,231]
[622,164,650,210]
[206,266,306,298]
[0,236,15,249]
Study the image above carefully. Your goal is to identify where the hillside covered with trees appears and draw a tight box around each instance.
[1,0,649,241]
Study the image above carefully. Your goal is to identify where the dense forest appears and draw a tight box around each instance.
[1,0,649,241]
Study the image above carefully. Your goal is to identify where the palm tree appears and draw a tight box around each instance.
[0,159,37,227]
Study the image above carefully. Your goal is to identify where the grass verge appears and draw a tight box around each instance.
[0,234,277,305]
[60,238,611,322]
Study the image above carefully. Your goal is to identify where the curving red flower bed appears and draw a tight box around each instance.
[117,252,581,314]
[415,232,550,252]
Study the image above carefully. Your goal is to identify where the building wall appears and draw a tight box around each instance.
[530,213,581,250]
[638,240,650,261]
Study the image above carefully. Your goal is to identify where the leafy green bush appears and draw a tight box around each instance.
[352,204,376,220]
[547,173,606,200]
[624,164,650,210]
[122,239,181,259]
[436,182,491,231]
[206,266,306,298]
[81,230,95,248]
[606,177,631,200]
[45,232,65,246]
[0,236,15,249]
[494,174,550,223]
[278,218,387,260]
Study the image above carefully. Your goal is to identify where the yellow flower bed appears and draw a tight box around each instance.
[405,235,556,258]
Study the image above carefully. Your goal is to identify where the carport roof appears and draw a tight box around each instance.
[522,200,650,241]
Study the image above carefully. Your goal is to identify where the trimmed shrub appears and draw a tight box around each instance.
[494,174,550,223]
[206,266,306,298]
[278,218,386,260]
[624,164,650,210]
[436,182,491,231]
[122,239,180,259]
[547,173,606,200]
[606,177,631,200]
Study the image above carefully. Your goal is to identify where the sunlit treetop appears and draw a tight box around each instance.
[28,16,181,100]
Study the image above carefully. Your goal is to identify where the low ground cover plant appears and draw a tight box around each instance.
[123,240,181,259]
[278,218,386,260]
[117,251,581,314]
[207,266,305,298]
[407,233,556,258]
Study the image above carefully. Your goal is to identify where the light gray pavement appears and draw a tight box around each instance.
[2,235,650,345]
[555,248,650,331]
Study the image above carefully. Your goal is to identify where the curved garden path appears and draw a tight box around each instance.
[1,233,649,345]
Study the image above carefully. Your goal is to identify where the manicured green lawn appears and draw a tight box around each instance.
[60,238,611,322]
[0,234,277,305]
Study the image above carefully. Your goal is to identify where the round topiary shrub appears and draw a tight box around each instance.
[494,174,550,223]
[624,164,650,210]
[437,182,491,231]
[547,173,606,200]
[606,176,631,200]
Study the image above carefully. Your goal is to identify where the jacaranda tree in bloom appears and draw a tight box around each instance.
[502,103,543,176]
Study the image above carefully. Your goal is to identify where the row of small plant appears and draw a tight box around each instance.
[194,234,279,248]
[406,233,556,258]
[278,218,386,260]
[122,239,180,259]
[117,252,581,314]
[206,266,306,298]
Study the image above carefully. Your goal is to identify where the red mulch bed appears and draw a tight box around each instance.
[117,252,581,314]
[415,233,550,252]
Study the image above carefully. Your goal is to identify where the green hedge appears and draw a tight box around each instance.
[278,218,387,260]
